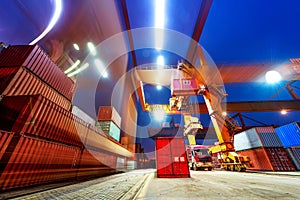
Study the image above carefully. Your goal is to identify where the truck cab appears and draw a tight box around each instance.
[186,145,213,171]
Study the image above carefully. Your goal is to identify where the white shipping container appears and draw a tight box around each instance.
[234,128,262,151]
[234,127,282,151]
[72,106,96,126]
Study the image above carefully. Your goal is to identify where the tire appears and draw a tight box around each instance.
[193,164,198,171]
[208,167,212,171]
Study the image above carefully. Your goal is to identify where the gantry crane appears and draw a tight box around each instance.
[171,61,249,171]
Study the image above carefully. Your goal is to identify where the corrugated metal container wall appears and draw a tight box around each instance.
[275,122,300,148]
[0,133,81,190]
[234,127,282,151]
[0,95,87,147]
[234,128,262,151]
[156,137,190,178]
[0,131,14,160]
[72,106,96,126]
[0,67,71,110]
[98,106,121,128]
[0,67,20,94]
[255,127,283,147]
[286,147,300,171]
[79,149,117,170]
[0,45,38,66]
[237,148,273,171]
[0,45,75,100]
[264,148,295,171]
[237,147,295,171]
[96,121,121,142]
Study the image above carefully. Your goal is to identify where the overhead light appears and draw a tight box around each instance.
[153,110,165,121]
[156,55,164,69]
[87,42,96,56]
[155,0,165,50]
[265,70,282,84]
[73,43,80,51]
[94,59,108,78]
[64,60,80,74]
[222,111,227,116]
[29,0,62,45]
[280,109,287,115]
[156,85,162,90]
[67,63,89,77]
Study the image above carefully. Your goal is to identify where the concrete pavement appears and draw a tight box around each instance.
[1,169,300,200]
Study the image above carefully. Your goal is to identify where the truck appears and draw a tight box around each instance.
[186,145,213,171]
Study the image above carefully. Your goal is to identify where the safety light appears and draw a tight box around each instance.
[265,70,282,84]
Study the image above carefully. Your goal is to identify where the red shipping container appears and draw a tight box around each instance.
[265,148,295,171]
[0,133,82,190]
[0,131,14,160]
[0,66,71,110]
[155,137,190,178]
[0,45,75,100]
[237,147,295,171]
[0,94,88,147]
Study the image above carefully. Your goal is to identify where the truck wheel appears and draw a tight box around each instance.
[193,165,198,171]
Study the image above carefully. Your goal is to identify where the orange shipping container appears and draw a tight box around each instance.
[98,106,121,128]
[237,147,295,171]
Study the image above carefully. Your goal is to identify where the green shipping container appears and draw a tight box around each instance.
[97,121,120,142]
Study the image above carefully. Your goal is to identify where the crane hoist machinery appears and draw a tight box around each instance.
[170,61,249,172]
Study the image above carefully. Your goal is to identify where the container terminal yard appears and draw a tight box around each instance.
[0,0,300,199]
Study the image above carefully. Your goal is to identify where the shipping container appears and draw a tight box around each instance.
[96,121,121,142]
[234,127,282,151]
[237,148,273,171]
[171,78,198,96]
[126,160,137,170]
[0,94,87,147]
[0,67,71,110]
[84,126,133,158]
[286,147,300,171]
[98,106,121,128]
[0,45,75,100]
[275,122,300,148]
[265,148,295,171]
[0,131,14,161]
[72,106,96,126]
[156,137,190,178]
[237,147,295,171]
[0,133,81,190]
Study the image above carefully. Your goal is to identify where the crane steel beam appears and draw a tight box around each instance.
[146,100,300,114]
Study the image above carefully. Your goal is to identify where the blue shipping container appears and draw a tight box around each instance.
[275,122,300,148]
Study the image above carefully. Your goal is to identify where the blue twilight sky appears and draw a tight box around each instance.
[121,0,300,153]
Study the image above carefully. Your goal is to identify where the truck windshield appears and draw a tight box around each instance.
[194,149,209,156]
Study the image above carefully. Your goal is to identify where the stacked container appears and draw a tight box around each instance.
[97,106,122,142]
[234,127,295,171]
[0,45,75,101]
[156,137,190,178]
[0,45,133,190]
[275,122,300,170]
